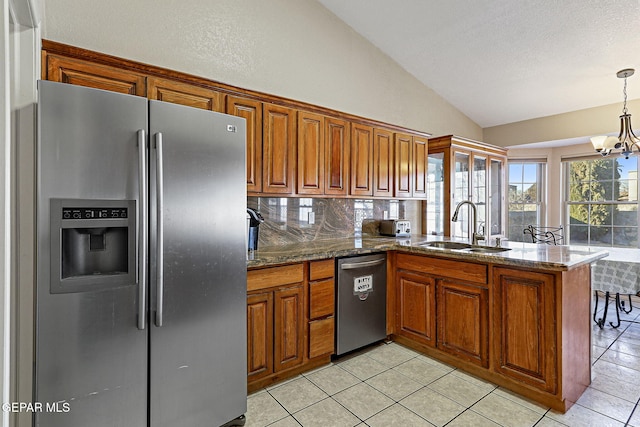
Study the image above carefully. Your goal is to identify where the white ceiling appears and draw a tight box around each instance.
[317,0,640,129]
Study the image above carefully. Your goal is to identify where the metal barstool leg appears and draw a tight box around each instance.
[609,293,621,328]
[619,294,633,314]
[594,290,608,329]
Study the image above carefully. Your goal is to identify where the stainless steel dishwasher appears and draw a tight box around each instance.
[336,253,387,355]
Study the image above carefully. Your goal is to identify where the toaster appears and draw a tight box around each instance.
[379,219,411,237]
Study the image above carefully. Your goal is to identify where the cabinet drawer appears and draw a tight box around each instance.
[397,254,487,285]
[247,264,304,292]
[309,278,334,319]
[309,259,335,281]
[309,317,335,358]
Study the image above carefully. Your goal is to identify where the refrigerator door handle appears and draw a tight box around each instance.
[154,132,164,327]
[137,129,147,330]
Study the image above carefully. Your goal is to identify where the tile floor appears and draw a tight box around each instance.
[246,295,640,427]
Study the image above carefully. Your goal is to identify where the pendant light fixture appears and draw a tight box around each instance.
[590,68,640,159]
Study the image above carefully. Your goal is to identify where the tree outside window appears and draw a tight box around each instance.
[565,157,638,247]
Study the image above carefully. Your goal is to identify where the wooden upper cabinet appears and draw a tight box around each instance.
[350,123,374,196]
[394,133,413,198]
[297,112,325,195]
[147,77,225,112]
[227,96,263,193]
[413,136,428,198]
[44,54,146,96]
[373,128,394,197]
[325,118,350,196]
[263,104,297,194]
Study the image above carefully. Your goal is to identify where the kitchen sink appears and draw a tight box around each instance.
[466,246,512,253]
[420,241,512,253]
[420,241,472,250]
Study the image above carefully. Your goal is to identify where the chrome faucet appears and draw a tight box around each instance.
[452,200,485,245]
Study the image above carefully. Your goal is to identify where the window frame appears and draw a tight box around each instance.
[562,155,640,248]
[507,160,547,242]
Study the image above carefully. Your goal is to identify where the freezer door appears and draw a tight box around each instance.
[148,101,247,427]
[35,81,148,427]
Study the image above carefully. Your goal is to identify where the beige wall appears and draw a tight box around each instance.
[42,0,482,139]
[484,99,640,148]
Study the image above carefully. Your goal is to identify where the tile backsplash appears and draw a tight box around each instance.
[247,197,422,246]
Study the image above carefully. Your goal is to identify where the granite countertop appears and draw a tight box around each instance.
[246,235,609,270]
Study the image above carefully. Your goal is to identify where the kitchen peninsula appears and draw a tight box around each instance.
[246,237,608,413]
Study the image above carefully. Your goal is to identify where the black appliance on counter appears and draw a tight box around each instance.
[247,208,264,251]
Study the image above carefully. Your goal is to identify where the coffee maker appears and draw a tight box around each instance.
[246,208,264,251]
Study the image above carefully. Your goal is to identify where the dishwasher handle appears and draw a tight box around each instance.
[340,257,386,270]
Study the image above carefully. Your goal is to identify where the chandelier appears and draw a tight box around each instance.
[590,68,640,159]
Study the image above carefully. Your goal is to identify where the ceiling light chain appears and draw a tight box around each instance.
[590,68,640,159]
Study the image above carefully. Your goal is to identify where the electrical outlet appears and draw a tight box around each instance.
[308,212,315,224]
[383,211,389,220]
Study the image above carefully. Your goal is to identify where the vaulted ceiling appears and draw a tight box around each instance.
[317,0,640,129]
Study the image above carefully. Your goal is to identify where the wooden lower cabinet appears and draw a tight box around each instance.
[393,253,591,412]
[437,280,488,367]
[247,285,304,381]
[247,292,273,381]
[493,267,557,393]
[307,259,335,359]
[247,259,335,391]
[274,286,304,372]
[396,270,436,347]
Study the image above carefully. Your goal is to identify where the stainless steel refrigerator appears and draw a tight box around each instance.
[35,80,247,427]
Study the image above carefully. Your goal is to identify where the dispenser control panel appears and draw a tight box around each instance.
[62,207,128,220]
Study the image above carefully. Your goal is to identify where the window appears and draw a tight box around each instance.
[564,156,639,247]
[508,162,545,242]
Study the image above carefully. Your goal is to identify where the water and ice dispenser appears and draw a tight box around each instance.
[50,199,136,293]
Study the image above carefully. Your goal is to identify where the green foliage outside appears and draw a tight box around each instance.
[568,159,620,241]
